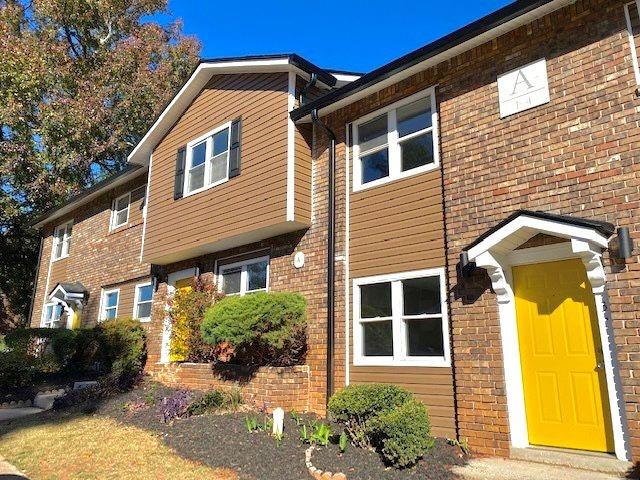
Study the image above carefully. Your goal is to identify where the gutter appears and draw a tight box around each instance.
[311,108,337,403]
[27,232,44,326]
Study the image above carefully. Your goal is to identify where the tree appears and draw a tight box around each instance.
[0,0,200,331]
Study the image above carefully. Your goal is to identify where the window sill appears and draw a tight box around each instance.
[51,254,69,263]
[353,161,439,193]
[108,221,143,235]
[353,357,450,368]
[138,318,151,323]
[182,176,230,199]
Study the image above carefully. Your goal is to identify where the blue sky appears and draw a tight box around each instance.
[151,0,515,73]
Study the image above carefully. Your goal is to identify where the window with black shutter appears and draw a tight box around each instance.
[174,146,186,200]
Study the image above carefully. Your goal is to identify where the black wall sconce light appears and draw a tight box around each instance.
[459,251,476,278]
[617,227,634,260]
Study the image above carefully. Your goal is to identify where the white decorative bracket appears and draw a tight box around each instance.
[474,251,513,304]
[571,239,606,294]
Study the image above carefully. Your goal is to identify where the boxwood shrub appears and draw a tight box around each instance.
[328,384,434,468]
[201,291,306,366]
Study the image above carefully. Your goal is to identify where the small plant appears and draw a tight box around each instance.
[447,437,470,455]
[273,430,284,447]
[187,390,225,416]
[290,410,303,426]
[159,390,192,423]
[245,416,259,433]
[263,415,273,432]
[299,424,309,443]
[310,422,331,447]
[339,431,349,453]
[224,388,243,411]
[144,383,158,406]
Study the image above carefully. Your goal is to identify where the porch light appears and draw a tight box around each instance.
[459,251,476,277]
[617,227,634,259]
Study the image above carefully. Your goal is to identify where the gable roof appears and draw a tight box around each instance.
[127,54,337,165]
[290,0,574,122]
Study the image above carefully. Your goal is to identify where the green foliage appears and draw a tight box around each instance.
[370,399,434,468]
[310,422,332,447]
[201,292,307,366]
[224,387,243,411]
[245,416,259,433]
[328,384,413,448]
[187,390,224,416]
[329,384,434,468]
[290,410,302,426]
[299,424,309,443]
[339,432,349,453]
[98,318,147,389]
[0,349,39,389]
[168,279,223,362]
[446,437,470,455]
[0,0,200,328]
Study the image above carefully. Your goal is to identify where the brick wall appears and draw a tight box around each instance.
[30,172,152,327]
[151,363,310,412]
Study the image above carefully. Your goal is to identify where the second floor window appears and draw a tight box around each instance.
[110,192,130,230]
[185,122,231,195]
[52,220,72,261]
[353,88,439,191]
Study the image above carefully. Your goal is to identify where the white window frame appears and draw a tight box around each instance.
[110,192,131,231]
[52,220,73,261]
[217,255,270,296]
[133,282,153,322]
[353,267,450,367]
[352,87,439,192]
[99,288,120,321]
[184,121,232,197]
[42,302,64,328]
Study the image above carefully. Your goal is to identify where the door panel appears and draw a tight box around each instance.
[513,259,613,452]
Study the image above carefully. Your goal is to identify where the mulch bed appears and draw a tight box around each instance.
[56,380,468,480]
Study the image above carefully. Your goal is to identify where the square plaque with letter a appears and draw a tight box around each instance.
[497,58,550,118]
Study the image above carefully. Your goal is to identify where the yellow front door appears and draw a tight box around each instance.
[169,277,193,362]
[513,258,614,452]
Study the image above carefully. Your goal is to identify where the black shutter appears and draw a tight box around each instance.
[174,146,186,200]
[228,118,242,178]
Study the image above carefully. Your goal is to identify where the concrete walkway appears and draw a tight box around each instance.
[452,457,631,480]
[0,455,28,479]
[0,408,44,422]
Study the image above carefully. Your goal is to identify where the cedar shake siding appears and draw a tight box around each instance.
[30,172,151,328]
[143,72,312,265]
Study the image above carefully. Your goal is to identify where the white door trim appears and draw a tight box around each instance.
[473,241,629,461]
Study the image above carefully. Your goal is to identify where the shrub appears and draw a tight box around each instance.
[97,318,147,389]
[201,292,307,366]
[370,398,434,468]
[328,384,413,448]
[0,350,39,389]
[187,390,225,416]
[168,278,223,362]
[159,390,192,422]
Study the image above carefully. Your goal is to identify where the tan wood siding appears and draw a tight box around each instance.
[144,73,292,263]
[102,277,152,321]
[347,145,453,437]
[294,123,312,224]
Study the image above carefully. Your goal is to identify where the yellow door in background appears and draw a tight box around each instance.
[513,259,613,452]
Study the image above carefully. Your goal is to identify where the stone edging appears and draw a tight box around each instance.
[305,445,347,480]
[0,388,66,409]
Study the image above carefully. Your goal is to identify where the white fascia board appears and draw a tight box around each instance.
[295,0,573,123]
[128,60,332,165]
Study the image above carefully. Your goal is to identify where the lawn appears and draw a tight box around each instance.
[0,413,237,480]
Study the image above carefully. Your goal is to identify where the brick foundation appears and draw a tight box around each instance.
[149,363,310,412]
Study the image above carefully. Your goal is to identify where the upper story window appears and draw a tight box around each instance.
[52,220,73,261]
[100,288,119,321]
[174,119,241,200]
[353,88,439,191]
[42,303,63,328]
[218,255,269,296]
[353,268,450,367]
[133,282,153,322]
[110,192,130,230]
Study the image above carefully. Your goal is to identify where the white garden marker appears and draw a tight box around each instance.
[272,407,284,436]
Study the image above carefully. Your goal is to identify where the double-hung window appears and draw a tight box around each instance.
[185,122,231,195]
[52,221,73,261]
[218,255,269,296]
[353,268,450,367]
[353,88,439,191]
[133,282,153,321]
[42,303,64,328]
[100,288,119,321]
[110,192,130,230]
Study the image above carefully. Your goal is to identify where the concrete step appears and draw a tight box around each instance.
[510,447,632,475]
[32,390,65,410]
[452,458,629,480]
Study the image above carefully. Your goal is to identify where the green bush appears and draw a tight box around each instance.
[201,292,307,366]
[0,350,39,389]
[370,398,434,468]
[187,390,225,416]
[328,384,413,448]
[97,318,147,389]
